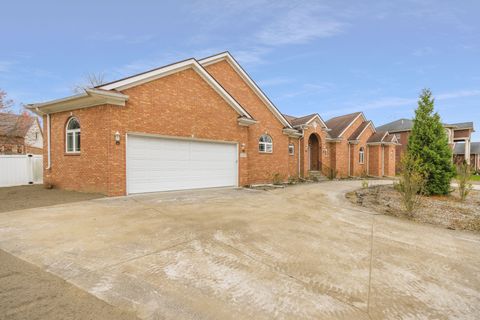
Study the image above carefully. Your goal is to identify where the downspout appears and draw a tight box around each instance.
[347,142,351,177]
[298,128,304,178]
[36,107,51,169]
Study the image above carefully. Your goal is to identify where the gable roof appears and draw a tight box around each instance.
[376,118,413,133]
[283,113,328,128]
[28,56,253,120]
[367,131,398,144]
[325,112,365,138]
[348,121,375,141]
[198,52,292,128]
[98,57,253,120]
[454,142,480,155]
[0,113,36,138]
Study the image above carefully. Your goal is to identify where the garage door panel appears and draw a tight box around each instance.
[127,135,237,194]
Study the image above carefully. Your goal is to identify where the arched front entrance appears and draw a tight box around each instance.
[308,134,320,171]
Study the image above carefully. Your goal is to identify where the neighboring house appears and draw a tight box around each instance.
[377,119,475,172]
[0,112,43,155]
[28,52,397,196]
[454,142,480,172]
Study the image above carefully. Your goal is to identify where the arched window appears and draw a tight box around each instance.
[259,134,273,153]
[66,117,81,153]
[359,147,365,164]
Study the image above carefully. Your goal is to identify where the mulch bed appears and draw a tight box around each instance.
[346,185,480,232]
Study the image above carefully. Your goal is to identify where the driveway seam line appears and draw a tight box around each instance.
[213,238,371,318]
[366,215,375,319]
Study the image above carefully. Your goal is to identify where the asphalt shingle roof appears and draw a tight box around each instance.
[376,119,413,133]
[348,121,372,140]
[325,112,362,138]
[0,113,35,138]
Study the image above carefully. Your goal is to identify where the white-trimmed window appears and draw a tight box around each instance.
[66,117,81,153]
[259,134,273,153]
[288,143,295,155]
[359,147,365,164]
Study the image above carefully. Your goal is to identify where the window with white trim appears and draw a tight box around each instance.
[359,147,365,164]
[288,143,294,155]
[259,134,273,153]
[66,117,81,153]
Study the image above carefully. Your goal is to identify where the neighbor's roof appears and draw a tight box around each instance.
[0,113,36,138]
[448,122,475,131]
[325,112,364,138]
[454,142,480,155]
[376,118,413,133]
[378,118,475,133]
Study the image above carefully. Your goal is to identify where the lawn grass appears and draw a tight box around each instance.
[469,174,480,182]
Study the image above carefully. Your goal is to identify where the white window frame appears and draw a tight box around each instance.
[359,147,365,164]
[259,134,273,153]
[66,117,81,153]
[288,143,295,155]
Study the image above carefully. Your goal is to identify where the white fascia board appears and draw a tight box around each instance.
[355,121,375,140]
[27,90,128,115]
[237,117,257,126]
[306,114,328,129]
[199,52,293,128]
[283,128,302,138]
[338,112,367,138]
[98,58,252,120]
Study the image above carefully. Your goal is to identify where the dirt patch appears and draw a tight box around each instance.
[0,185,104,213]
[0,249,138,320]
[347,185,480,232]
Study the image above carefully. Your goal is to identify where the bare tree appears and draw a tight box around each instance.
[0,89,14,113]
[73,72,106,94]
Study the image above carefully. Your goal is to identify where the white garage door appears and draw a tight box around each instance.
[127,135,238,194]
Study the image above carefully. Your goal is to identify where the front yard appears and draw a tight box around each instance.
[0,181,479,319]
[347,185,480,232]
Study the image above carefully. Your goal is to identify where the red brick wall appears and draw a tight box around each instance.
[299,123,329,177]
[368,145,382,176]
[454,129,471,139]
[204,60,298,183]
[350,126,374,177]
[45,64,300,195]
[384,145,396,177]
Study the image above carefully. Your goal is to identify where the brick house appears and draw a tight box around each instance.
[377,119,475,172]
[454,142,480,172]
[28,52,397,196]
[0,112,43,155]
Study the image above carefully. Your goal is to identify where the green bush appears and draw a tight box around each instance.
[394,154,425,215]
[407,89,456,195]
[456,162,473,201]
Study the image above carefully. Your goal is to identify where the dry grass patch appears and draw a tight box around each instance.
[347,185,480,232]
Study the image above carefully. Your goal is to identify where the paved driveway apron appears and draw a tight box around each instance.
[0,181,479,319]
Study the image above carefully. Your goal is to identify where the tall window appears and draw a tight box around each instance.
[359,147,365,164]
[259,134,273,153]
[66,117,81,153]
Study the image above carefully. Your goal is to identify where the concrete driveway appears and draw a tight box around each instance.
[0,181,479,319]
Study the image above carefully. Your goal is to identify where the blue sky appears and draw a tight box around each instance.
[1,0,479,139]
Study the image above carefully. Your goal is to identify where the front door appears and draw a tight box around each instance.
[308,134,319,171]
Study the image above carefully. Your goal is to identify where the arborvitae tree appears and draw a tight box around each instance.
[407,89,455,195]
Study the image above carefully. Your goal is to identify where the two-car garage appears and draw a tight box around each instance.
[126,134,238,194]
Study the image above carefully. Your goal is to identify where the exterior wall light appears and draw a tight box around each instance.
[114,131,121,145]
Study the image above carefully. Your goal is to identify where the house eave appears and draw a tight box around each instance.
[26,89,129,115]
[283,128,302,138]
[237,117,257,127]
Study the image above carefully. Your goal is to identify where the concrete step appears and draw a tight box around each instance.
[308,171,328,181]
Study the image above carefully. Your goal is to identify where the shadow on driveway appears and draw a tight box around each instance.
[0,185,104,213]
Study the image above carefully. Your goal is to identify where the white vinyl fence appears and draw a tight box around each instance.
[0,155,43,187]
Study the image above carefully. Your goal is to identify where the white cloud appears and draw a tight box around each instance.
[257,77,293,87]
[86,33,155,44]
[256,4,345,46]
[278,83,334,100]
[0,60,15,73]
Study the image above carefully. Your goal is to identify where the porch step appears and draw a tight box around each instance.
[308,171,327,182]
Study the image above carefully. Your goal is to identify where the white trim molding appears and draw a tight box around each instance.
[199,52,293,129]
[27,89,128,115]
